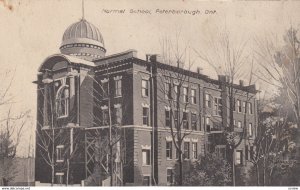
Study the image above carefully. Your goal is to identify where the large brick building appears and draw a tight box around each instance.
[35,18,258,186]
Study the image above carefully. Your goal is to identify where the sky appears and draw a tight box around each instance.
[1,0,300,156]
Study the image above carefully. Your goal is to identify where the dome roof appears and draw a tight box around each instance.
[61,19,105,48]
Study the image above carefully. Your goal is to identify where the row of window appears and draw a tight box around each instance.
[236,145,254,165]
[164,82,197,104]
[60,43,104,50]
[234,99,253,114]
[166,141,198,160]
[141,141,198,167]
[68,53,103,58]
[233,121,253,137]
[165,110,198,130]
[101,106,122,126]
[205,94,253,115]
[101,78,122,98]
[142,168,175,186]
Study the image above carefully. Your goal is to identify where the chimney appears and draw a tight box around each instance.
[147,54,163,63]
[239,80,244,86]
[218,75,226,82]
[225,75,229,83]
[196,67,203,74]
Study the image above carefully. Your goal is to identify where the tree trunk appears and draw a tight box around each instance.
[51,164,54,186]
[256,163,260,186]
[66,159,69,186]
[232,149,235,186]
[263,157,266,186]
[178,152,183,186]
[110,145,113,186]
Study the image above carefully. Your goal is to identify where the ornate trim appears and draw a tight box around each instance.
[183,109,189,113]
[164,106,171,111]
[101,78,109,83]
[114,104,121,108]
[67,70,78,76]
[166,136,173,141]
[173,80,179,85]
[191,84,197,89]
[142,103,150,108]
[141,145,151,149]
[141,75,150,80]
[183,137,191,142]
[101,105,108,110]
[114,76,122,80]
[42,78,53,84]
[191,138,198,142]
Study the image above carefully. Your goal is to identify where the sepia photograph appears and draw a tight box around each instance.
[0,0,300,188]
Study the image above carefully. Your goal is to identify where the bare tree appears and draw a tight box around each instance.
[83,71,129,186]
[0,69,30,185]
[36,79,82,186]
[194,28,257,185]
[155,32,197,185]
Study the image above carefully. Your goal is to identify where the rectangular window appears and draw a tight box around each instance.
[142,149,150,165]
[102,81,108,98]
[237,100,242,113]
[183,111,189,129]
[142,79,149,97]
[165,110,171,127]
[174,85,179,101]
[183,142,190,159]
[174,110,179,128]
[237,121,242,128]
[55,84,69,118]
[114,106,122,125]
[183,87,188,103]
[248,123,253,137]
[236,150,243,165]
[233,119,236,127]
[192,143,197,159]
[206,117,211,132]
[248,102,253,114]
[191,113,197,130]
[167,169,174,186]
[56,145,64,162]
[142,107,149,126]
[55,173,64,184]
[166,141,172,159]
[165,82,172,99]
[214,97,222,116]
[115,79,122,97]
[176,148,179,160]
[142,176,150,186]
[102,109,109,126]
[191,89,196,104]
[250,146,254,160]
[215,146,226,159]
[243,102,247,113]
[205,94,211,108]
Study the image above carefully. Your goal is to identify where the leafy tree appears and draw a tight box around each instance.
[183,153,231,186]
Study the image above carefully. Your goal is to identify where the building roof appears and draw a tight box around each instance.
[61,19,105,48]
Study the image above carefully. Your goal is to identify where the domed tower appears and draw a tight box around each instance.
[60,18,106,61]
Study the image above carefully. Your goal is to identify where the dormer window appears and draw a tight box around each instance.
[56,86,69,118]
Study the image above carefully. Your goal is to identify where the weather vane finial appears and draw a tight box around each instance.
[82,0,85,20]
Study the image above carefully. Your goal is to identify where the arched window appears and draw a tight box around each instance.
[55,86,69,118]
